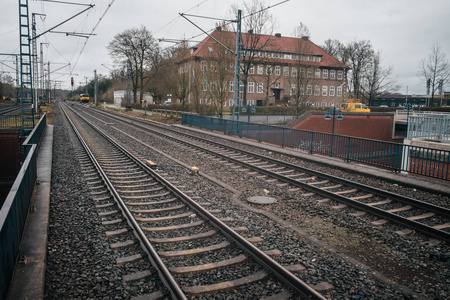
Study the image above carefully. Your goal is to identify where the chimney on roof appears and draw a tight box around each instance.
[216,26,222,32]
[301,36,309,41]
[275,33,281,38]
[248,29,253,35]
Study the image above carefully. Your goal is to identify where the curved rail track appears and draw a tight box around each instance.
[62,103,325,299]
[76,104,450,243]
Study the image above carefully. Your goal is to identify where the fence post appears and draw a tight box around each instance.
[281,128,285,148]
[259,124,262,142]
[309,132,314,154]
[346,137,351,161]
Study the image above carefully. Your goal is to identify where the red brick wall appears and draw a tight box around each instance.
[292,113,400,142]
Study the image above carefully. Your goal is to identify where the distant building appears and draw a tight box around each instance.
[113,90,154,107]
[180,29,347,108]
[373,94,432,107]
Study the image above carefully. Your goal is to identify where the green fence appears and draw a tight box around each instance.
[182,114,449,181]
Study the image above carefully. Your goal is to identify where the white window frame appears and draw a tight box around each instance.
[200,98,208,104]
[314,85,320,96]
[283,66,289,76]
[229,81,234,92]
[291,67,297,77]
[274,82,280,88]
[257,65,264,75]
[248,82,255,93]
[322,69,328,79]
[249,66,255,74]
[229,99,234,106]
[337,70,343,80]
[321,102,327,107]
[315,69,321,78]
[322,86,328,96]
[330,70,336,79]
[257,82,263,93]
[290,84,296,95]
[329,86,335,97]
[329,102,335,107]
[247,99,255,105]
[274,66,281,76]
[307,68,312,78]
[307,85,312,95]
[337,86,342,96]
[266,65,272,75]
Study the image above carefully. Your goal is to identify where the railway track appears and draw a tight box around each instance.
[0,104,21,115]
[62,103,325,299]
[79,105,450,243]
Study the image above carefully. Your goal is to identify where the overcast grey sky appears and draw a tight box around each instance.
[1,0,449,95]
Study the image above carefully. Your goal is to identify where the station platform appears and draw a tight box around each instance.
[7,124,53,300]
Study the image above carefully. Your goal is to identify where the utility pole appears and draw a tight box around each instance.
[94,69,98,105]
[84,76,88,94]
[31,13,45,112]
[231,9,242,122]
[47,61,50,103]
[126,58,131,110]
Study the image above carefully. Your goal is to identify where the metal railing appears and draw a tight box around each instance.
[0,114,46,299]
[0,115,36,129]
[182,114,450,181]
[407,113,450,142]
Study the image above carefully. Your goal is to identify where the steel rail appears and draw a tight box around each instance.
[68,104,326,299]
[61,105,187,300]
[85,107,450,242]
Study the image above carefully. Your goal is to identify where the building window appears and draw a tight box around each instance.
[200,98,208,104]
[300,84,305,95]
[266,65,272,75]
[257,82,263,93]
[248,99,255,105]
[315,69,321,78]
[229,99,234,106]
[291,67,297,77]
[337,86,342,96]
[322,86,327,96]
[322,69,328,79]
[210,81,216,91]
[330,70,336,79]
[202,81,208,91]
[274,66,281,76]
[337,70,343,80]
[322,102,327,107]
[283,66,289,76]
[248,82,255,93]
[329,102,335,107]
[290,84,296,95]
[201,62,207,72]
[257,65,264,75]
[249,66,255,74]
[314,85,320,96]
[329,86,335,96]
[314,102,319,107]
[229,81,234,92]
[307,68,312,78]
[307,85,312,95]
[274,82,280,88]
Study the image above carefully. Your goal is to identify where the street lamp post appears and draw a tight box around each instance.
[143,100,147,115]
[324,107,343,157]
[242,103,256,123]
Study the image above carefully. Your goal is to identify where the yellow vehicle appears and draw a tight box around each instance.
[340,100,370,112]
[80,93,90,103]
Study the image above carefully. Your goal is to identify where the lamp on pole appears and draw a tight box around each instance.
[324,107,343,157]
[242,103,256,123]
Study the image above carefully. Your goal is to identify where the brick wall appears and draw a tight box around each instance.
[292,112,401,142]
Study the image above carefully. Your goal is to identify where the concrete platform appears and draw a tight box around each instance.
[7,125,53,300]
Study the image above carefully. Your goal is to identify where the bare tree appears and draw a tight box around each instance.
[108,26,160,104]
[230,0,277,106]
[288,23,316,116]
[361,51,400,106]
[418,43,449,105]
[321,39,344,60]
[204,31,235,118]
[345,40,374,102]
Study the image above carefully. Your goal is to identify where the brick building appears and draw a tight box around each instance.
[180,29,348,109]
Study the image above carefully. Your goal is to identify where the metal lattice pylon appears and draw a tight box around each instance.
[19,0,35,131]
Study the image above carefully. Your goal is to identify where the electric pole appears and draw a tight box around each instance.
[94,69,98,105]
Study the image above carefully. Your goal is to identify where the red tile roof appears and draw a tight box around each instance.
[189,29,345,69]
